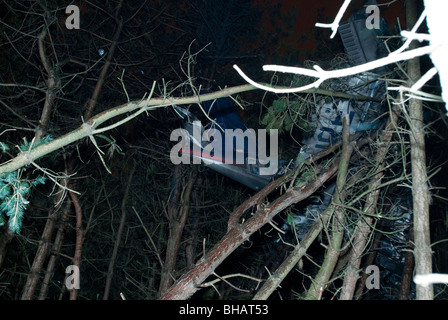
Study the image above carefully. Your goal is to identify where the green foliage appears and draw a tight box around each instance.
[0,138,49,233]
[286,212,295,227]
[0,142,9,153]
[0,171,46,233]
[19,135,53,152]
[261,97,315,134]
[294,165,315,188]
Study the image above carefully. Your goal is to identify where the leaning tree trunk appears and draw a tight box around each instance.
[158,166,197,297]
[339,101,401,299]
[305,116,353,300]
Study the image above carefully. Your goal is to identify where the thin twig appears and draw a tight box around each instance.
[132,206,164,268]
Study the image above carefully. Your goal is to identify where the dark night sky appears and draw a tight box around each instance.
[250,0,406,63]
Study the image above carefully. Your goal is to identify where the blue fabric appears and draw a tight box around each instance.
[201,90,247,132]
[200,91,249,161]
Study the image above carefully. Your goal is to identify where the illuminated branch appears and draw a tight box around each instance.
[314,0,352,39]
[233,44,437,94]
[234,5,447,111]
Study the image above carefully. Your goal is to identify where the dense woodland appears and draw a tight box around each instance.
[0,0,447,300]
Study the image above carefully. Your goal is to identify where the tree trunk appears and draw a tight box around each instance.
[406,0,434,300]
[21,160,72,300]
[68,182,83,300]
[305,116,353,300]
[340,103,401,299]
[103,167,135,300]
[398,228,415,300]
[38,198,72,300]
[160,163,338,300]
[158,167,197,297]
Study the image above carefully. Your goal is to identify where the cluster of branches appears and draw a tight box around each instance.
[0,0,447,301]
[157,0,448,300]
[0,0,270,300]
